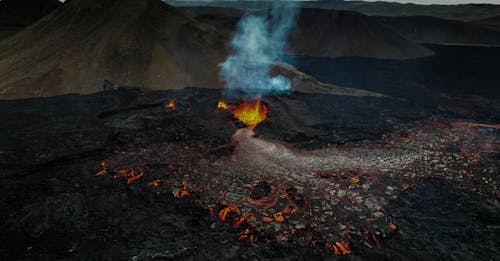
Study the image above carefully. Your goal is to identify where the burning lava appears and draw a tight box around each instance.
[217,100,268,128]
[165,98,176,109]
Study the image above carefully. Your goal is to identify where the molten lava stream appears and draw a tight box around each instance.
[218,100,268,128]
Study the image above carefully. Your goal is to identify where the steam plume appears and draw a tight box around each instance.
[219,2,299,94]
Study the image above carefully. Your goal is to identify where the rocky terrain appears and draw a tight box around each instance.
[1,1,499,260]
[0,86,498,260]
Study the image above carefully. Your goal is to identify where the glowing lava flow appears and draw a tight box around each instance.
[165,98,176,109]
[217,100,268,127]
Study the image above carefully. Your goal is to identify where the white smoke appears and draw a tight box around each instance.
[219,2,299,94]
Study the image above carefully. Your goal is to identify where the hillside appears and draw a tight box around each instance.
[194,8,432,59]
[0,0,62,39]
[0,0,380,99]
[169,1,500,21]
[290,8,432,59]
[376,15,500,45]
[471,15,500,31]
[0,0,228,99]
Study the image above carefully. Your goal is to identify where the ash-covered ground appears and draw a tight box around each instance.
[0,87,498,260]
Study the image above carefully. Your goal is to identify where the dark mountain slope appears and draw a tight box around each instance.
[376,15,500,45]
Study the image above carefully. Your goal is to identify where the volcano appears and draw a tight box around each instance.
[0,0,380,99]
[0,0,228,99]
[0,1,499,260]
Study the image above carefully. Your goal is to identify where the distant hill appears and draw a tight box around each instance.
[290,8,432,59]
[0,0,228,99]
[470,15,500,31]
[193,7,432,59]
[376,15,500,45]
[0,0,376,99]
[169,1,500,22]
[0,0,61,26]
[0,0,62,39]
[310,1,500,22]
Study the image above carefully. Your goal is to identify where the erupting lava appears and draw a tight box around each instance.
[217,100,268,127]
[165,98,176,109]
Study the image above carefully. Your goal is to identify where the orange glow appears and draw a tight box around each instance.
[95,161,107,176]
[390,223,398,231]
[217,100,229,110]
[148,180,161,187]
[113,167,143,184]
[216,100,269,128]
[232,100,268,127]
[273,212,285,222]
[218,204,241,221]
[173,180,189,198]
[238,229,249,240]
[326,243,341,255]
[166,98,176,109]
[231,217,246,228]
[237,229,257,242]
[335,241,351,254]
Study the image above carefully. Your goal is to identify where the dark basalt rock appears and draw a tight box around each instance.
[384,179,500,261]
[0,87,497,260]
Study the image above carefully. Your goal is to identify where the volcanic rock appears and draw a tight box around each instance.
[0,86,498,260]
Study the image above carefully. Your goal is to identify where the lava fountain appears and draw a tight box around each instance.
[218,100,269,128]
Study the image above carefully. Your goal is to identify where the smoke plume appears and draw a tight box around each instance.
[219,2,299,94]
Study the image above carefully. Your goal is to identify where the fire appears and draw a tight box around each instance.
[233,100,268,127]
[173,180,189,198]
[112,167,143,184]
[237,229,257,242]
[217,101,229,110]
[165,98,176,109]
[95,161,107,176]
[218,204,241,221]
[326,241,351,255]
[217,100,268,128]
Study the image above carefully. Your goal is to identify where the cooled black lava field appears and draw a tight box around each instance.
[0,85,498,260]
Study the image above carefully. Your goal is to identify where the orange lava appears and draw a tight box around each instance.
[165,98,176,109]
[218,204,241,221]
[217,100,229,110]
[173,180,189,198]
[217,100,268,128]
[112,167,143,184]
